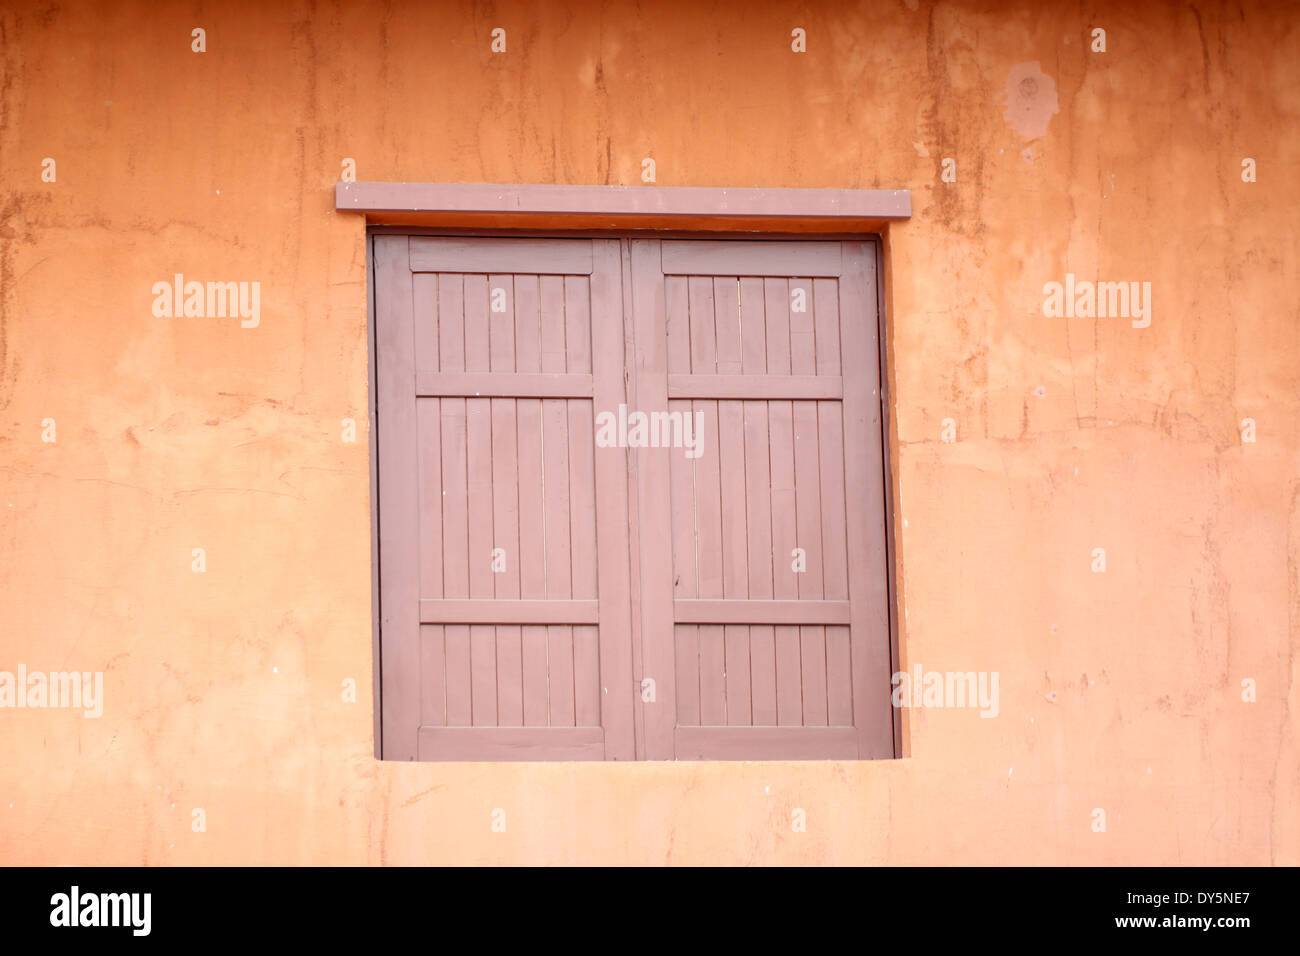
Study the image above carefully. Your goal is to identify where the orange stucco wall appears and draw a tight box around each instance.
[1,0,1296,865]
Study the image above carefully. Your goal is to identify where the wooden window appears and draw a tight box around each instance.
[373,235,894,761]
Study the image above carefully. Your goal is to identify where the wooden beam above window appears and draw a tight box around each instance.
[336,181,910,232]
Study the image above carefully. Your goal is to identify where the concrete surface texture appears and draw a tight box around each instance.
[0,0,1296,864]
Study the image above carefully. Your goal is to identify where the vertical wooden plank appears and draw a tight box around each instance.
[713,277,750,725]
[413,273,440,374]
[569,398,597,600]
[764,278,792,376]
[464,275,496,727]
[565,276,592,373]
[466,392,495,726]
[775,626,802,726]
[462,382,491,598]
[684,276,724,728]
[801,626,828,727]
[669,397,701,726]
[540,273,572,589]
[763,277,799,728]
[515,276,541,372]
[548,625,576,727]
[565,276,597,608]
[666,276,699,725]
[574,625,601,727]
[819,401,851,726]
[543,415,573,726]
[717,277,748,600]
[813,277,842,376]
[839,242,894,757]
[619,238,648,759]
[568,390,599,726]
[768,412,801,721]
[688,279,722,605]
[464,276,492,606]
[632,240,678,756]
[420,625,447,727]
[791,404,822,601]
[509,277,546,733]
[490,279,522,724]
[370,239,385,757]
[739,276,768,374]
[444,625,473,727]
[417,401,446,728]
[714,277,742,377]
[590,240,636,758]
[723,626,752,726]
[666,275,691,374]
[542,403,572,598]
[438,274,472,728]
[669,399,696,599]
[789,279,814,373]
[512,274,547,732]
[790,272,823,656]
[675,625,700,726]
[827,625,853,726]
[744,467,775,722]
[495,625,523,726]
[540,275,574,731]
[489,275,515,373]
[815,277,851,731]
[516,401,545,598]
[668,275,697,600]
[540,275,568,374]
[417,399,444,602]
[815,276,850,604]
[375,236,419,759]
[699,623,727,725]
[818,405,849,602]
[470,624,497,726]
[438,278,469,595]
[766,279,797,608]
[740,278,775,724]
[439,273,475,728]
[438,273,466,373]
[688,276,717,375]
[522,625,548,727]
[464,275,490,372]
[789,285,826,729]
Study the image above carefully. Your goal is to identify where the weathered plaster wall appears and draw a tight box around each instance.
[1,0,1296,864]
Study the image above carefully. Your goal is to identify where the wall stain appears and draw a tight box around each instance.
[1004,61,1059,139]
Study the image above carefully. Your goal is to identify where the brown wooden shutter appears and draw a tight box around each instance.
[631,239,894,760]
[374,236,636,760]
[374,235,892,761]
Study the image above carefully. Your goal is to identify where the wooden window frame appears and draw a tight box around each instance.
[341,182,911,761]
